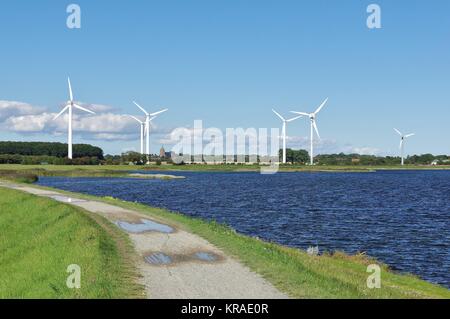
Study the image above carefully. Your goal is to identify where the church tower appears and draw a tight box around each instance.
[159,146,166,158]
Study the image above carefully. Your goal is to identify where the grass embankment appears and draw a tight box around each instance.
[0,187,142,298]
[0,170,38,183]
[0,166,184,179]
[0,167,130,178]
[142,163,450,172]
[26,184,450,299]
[1,163,450,176]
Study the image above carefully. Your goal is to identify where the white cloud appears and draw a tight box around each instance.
[287,135,381,155]
[88,133,136,141]
[0,100,45,122]
[77,103,119,113]
[1,100,383,154]
[4,113,55,132]
[341,146,381,156]
[0,100,168,142]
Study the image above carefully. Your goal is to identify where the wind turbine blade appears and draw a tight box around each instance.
[128,115,143,124]
[314,98,328,114]
[73,104,95,114]
[394,128,403,136]
[133,101,149,115]
[68,77,73,101]
[272,109,285,121]
[405,133,415,138]
[150,108,168,117]
[54,105,70,120]
[290,111,310,116]
[313,121,321,139]
[286,115,302,122]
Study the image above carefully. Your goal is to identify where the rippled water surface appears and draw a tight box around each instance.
[37,170,450,287]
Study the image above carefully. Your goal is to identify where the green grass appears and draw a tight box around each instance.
[1,163,449,175]
[0,164,135,171]
[26,185,450,299]
[0,167,130,177]
[141,163,450,172]
[0,187,143,298]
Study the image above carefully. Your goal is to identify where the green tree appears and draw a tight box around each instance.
[280,149,309,164]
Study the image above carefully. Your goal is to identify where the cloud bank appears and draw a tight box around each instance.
[0,100,380,155]
[0,100,166,141]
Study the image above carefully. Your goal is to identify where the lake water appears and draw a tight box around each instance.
[37,170,450,288]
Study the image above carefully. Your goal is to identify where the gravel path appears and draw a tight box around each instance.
[1,182,288,299]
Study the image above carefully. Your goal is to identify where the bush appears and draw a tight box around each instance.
[0,154,22,164]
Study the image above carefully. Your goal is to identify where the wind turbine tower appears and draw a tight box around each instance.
[128,115,147,154]
[272,109,302,164]
[54,78,95,159]
[394,128,415,165]
[133,101,168,157]
[291,98,329,165]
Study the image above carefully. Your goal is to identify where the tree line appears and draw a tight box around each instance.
[315,153,449,166]
[279,149,449,165]
[0,154,102,165]
[0,142,103,159]
[0,141,448,166]
[116,150,449,166]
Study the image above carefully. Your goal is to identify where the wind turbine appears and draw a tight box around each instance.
[54,78,95,159]
[394,128,415,166]
[272,109,302,164]
[291,98,329,165]
[133,101,168,157]
[128,115,147,155]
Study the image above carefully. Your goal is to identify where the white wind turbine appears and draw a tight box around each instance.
[54,77,95,159]
[272,109,302,164]
[133,101,168,156]
[394,128,415,166]
[291,98,329,165]
[128,115,147,155]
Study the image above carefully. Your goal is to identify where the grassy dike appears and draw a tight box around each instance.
[20,183,450,299]
[1,163,450,175]
[0,187,143,298]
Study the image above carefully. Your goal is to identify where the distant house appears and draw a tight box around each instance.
[432,159,450,166]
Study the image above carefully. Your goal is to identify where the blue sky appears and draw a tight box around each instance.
[0,0,449,155]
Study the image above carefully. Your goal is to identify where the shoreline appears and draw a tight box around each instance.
[1,164,450,181]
